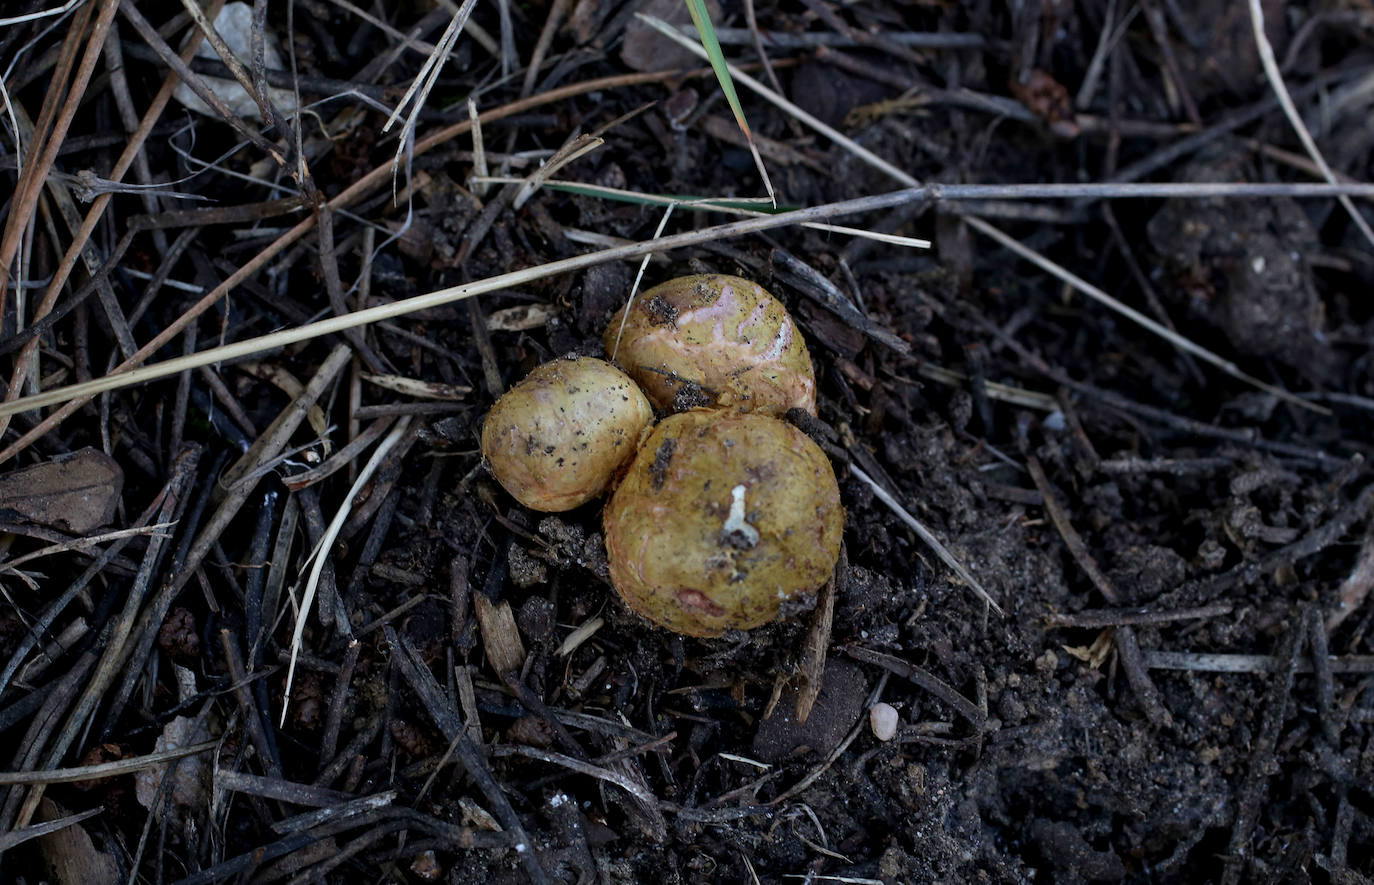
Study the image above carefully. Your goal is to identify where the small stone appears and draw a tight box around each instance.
[869,702,899,741]
[409,850,442,881]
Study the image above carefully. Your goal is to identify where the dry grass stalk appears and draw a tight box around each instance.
[283,412,412,725]
[641,12,1331,414]
[0,65,717,464]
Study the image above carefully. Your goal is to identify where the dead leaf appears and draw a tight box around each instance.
[621,0,719,73]
[796,548,843,723]
[459,796,503,831]
[134,715,212,813]
[36,798,121,885]
[171,2,297,120]
[0,448,122,533]
[567,0,605,44]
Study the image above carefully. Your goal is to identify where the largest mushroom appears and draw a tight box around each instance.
[603,409,843,637]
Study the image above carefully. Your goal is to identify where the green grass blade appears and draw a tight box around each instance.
[683,0,776,205]
[685,0,747,135]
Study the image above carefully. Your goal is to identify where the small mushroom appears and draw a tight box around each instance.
[481,357,655,511]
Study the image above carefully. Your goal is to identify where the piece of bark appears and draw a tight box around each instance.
[796,545,845,722]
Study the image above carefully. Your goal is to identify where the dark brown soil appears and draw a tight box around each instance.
[1,1,1372,883]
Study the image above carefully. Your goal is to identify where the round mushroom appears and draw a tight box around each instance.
[603,409,843,636]
[481,356,655,511]
[604,274,817,417]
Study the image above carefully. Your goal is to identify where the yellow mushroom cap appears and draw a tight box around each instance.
[604,274,817,417]
[481,357,655,512]
[603,409,843,636]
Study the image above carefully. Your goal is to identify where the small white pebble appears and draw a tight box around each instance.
[869,702,899,741]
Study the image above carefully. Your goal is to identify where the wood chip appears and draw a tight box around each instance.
[362,373,472,401]
[473,594,526,676]
[796,545,843,723]
[487,303,555,331]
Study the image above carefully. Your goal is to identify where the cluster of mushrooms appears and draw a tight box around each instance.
[480,275,844,637]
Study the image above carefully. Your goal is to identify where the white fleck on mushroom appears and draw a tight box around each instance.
[721,484,760,548]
